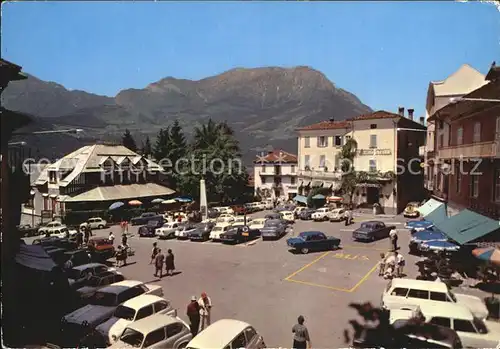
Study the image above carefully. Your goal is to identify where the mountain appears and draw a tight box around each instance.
[3,66,372,163]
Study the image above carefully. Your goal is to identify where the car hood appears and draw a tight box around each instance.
[64,304,114,325]
[454,293,489,320]
[354,228,372,233]
[77,286,98,297]
[96,316,130,342]
[261,227,278,233]
[287,237,304,245]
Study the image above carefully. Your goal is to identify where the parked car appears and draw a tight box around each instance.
[76,271,125,300]
[403,202,421,218]
[38,221,67,235]
[232,216,247,225]
[248,218,267,231]
[83,217,108,230]
[175,223,198,239]
[293,206,306,218]
[87,237,116,261]
[131,212,159,226]
[409,229,448,254]
[155,222,181,239]
[260,219,287,240]
[231,205,246,215]
[186,319,265,349]
[220,224,260,244]
[18,224,39,237]
[287,231,341,254]
[352,221,396,242]
[280,210,295,224]
[209,223,233,242]
[215,216,235,225]
[34,236,79,251]
[62,249,93,268]
[244,203,259,213]
[109,313,192,349]
[299,208,316,220]
[264,200,274,210]
[327,208,346,222]
[311,207,332,221]
[189,222,215,241]
[50,227,78,239]
[67,263,113,289]
[207,208,220,219]
[96,294,177,345]
[139,220,164,238]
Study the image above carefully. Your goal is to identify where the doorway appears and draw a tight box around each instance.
[366,187,380,205]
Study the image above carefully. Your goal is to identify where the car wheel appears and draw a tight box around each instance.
[301,247,309,254]
[98,225,104,229]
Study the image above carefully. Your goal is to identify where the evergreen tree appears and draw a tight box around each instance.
[153,127,171,163]
[141,136,152,157]
[122,129,137,152]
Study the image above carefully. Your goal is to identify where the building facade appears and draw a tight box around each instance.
[253,150,298,200]
[297,109,426,214]
[428,63,500,220]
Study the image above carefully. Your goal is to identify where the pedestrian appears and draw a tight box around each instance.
[108,232,115,244]
[124,220,129,234]
[198,292,212,330]
[384,252,397,279]
[154,249,165,278]
[292,315,311,349]
[120,220,125,235]
[348,206,354,225]
[116,245,123,267]
[378,252,386,276]
[76,229,84,247]
[84,225,90,244]
[186,296,201,336]
[343,208,350,226]
[122,233,128,247]
[396,252,405,277]
[165,249,175,276]
[150,242,159,264]
[389,228,398,251]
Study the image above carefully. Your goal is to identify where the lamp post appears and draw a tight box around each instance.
[30,189,35,227]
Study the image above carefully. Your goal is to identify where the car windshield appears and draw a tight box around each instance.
[114,305,136,320]
[472,317,488,334]
[213,227,223,232]
[360,223,374,229]
[265,221,280,227]
[88,291,117,306]
[120,328,144,347]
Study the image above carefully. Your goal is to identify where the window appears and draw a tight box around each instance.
[143,328,165,347]
[290,177,296,185]
[438,134,444,148]
[473,122,481,143]
[370,124,377,129]
[231,332,247,349]
[319,155,326,168]
[261,166,266,173]
[317,136,328,148]
[430,292,447,301]
[369,159,377,172]
[390,288,409,297]
[166,323,184,337]
[430,317,451,328]
[407,289,429,299]
[494,168,500,202]
[439,120,444,129]
[334,136,343,146]
[291,165,296,173]
[304,137,310,148]
[262,177,267,184]
[244,327,258,343]
[456,127,463,145]
[453,319,476,333]
[304,155,310,169]
[456,172,461,194]
[136,305,154,320]
[470,175,479,198]
[370,135,377,148]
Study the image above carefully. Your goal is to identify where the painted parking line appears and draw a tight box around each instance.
[283,251,332,281]
[348,263,380,292]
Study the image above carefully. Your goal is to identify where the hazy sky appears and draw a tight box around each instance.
[2,1,499,117]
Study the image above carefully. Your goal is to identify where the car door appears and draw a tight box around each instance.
[452,318,485,348]
[165,322,187,347]
[244,326,264,348]
[135,304,154,321]
[143,327,166,348]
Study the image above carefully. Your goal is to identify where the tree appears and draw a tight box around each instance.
[340,138,359,203]
[153,127,171,163]
[167,120,187,189]
[122,129,137,152]
[141,136,152,157]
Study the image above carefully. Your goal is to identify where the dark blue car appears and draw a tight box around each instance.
[287,231,341,254]
[408,229,447,254]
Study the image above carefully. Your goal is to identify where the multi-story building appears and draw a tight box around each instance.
[297,109,426,214]
[253,150,298,200]
[423,64,488,195]
[30,143,175,220]
[428,62,500,220]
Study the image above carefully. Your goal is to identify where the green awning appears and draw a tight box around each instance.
[418,198,444,217]
[293,195,308,204]
[312,194,326,200]
[424,203,448,225]
[312,181,323,188]
[434,209,500,245]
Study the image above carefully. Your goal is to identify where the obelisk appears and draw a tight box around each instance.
[200,178,208,221]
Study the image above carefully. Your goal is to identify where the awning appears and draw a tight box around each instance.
[424,203,448,225]
[15,244,57,272]
[312,194,326,199]
[327,196,343,202]
[293,195,308,204]
[49,194,57,199]
[418,198,444,216]
[64,183,175,202]
[312,181,323,187]
[434,209,500,245]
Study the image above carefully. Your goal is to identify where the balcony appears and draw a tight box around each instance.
[259,171,275,176]
[438,141,497,160]
[298,169,342,180]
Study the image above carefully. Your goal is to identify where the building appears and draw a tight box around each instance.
[423,64,488,196]
[428,62,500,220]
[253,150,298,200]
[297,109,426,214]
[30,143,175,220]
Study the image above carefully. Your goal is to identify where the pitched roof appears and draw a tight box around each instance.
[296,120,351,131]
[253,149,297,163]
[430,64,487,96]
[350,110,401,121]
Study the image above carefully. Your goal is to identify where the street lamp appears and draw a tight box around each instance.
[450,97,500,103]
[30,189,35,227]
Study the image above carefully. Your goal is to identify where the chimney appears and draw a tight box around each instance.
[407,108,414,120]
[419,116,425,125]
[398,107,405,116]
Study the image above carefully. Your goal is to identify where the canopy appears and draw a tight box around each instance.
[312,194,326,200]
[175,196,192,203]
[151,198,164,204]
[420,240,460,252]
[312,181,323,188]
[434,209,500,245]
[293,195,308,204]
[424,204,448,225]
[109,201,124,210]
[161,199,177,204]
[472,247,500,266]
[417,198,444,217]
[128,200,143,206]
[15,244,57,271]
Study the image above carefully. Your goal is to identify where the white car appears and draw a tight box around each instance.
[96,294,176,345]
[256,202,267,211]
[62,280,163,330]
[155,222,181,239]
[216,216,235,225]
[82,217,108,230]
[209,223,232,241]
[248,218,267,231]
[38,221,66,235]
[327,208,346,222]
[232,216,246,225]
[294,207,306,217]
[175,223,197,239]
[264,201,274,210]
[311,207,331,221]
[50,227,78,239]
[76,271,125,299]
[280,211,295,223]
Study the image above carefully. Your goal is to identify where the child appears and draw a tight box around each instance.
[378,252,386,276]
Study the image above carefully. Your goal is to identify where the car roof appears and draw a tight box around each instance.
[361,220,384,224]
[299,231,324,236]
[73,263,106,271]
[419,303,473,321]
[100,280,143,293]
[126,313,181,334]
[121,294,166,309]
[265,219,281,223]
[186,319,251,348]
[389,278,448,292]
[281,210,293,214]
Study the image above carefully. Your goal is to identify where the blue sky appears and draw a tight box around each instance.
[2,1,499,117]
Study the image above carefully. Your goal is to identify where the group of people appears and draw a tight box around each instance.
[186,292,213,336]
[151,242,176,277]
[108,231,131,267]
[379,251,405,279]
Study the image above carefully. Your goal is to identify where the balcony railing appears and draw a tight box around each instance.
[259,171,275,176]
[298,169,342,180]
[438,141,497,159]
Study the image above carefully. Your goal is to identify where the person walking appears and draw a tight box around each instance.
[150,242,159,264]
[154,249,165,278]
[186,296,201,336]
[124,220,129,234]
[389,228,398,251]
[343,208,350,226]
[396,252,405,277]
[165,249,175,276]
[378,252,387,277]
[120,220,125,235]
[108,232,115,244]
[122,233,128,247]
[292,315,311,349]
[198,292,212,330]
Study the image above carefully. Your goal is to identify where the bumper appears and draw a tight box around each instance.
[190,236,206,241]
[352,234,371,241]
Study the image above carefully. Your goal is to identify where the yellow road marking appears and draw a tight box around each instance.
[348,262,380,293]
[283,251,331,281]
[285,278,351,292]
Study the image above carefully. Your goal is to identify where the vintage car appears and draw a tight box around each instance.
[209,223,233,242]
[260,219,287,240]
[67,263,113,289]
[232,216,247,225]
[34,236,79,251]
[327,208,346,222]
[61,280,164,344]
[231,205,247,215]
[50,227,78,239]
[220,224,260,244]
[293,206,306,218]
[403,202,421,218]
[299,208,316,220]
[38,221,67,236]
[61,249,93,268]
[109,313,192,349]
[155,222,182,239]
[186,319,265,349]
[76,271,125,300]
[409,229,448,254]
[175,223,198,239]
[207,208,220,219]
[280,211,295,224]
[311,207,333,221]
[352,221,396,242]
[287,231,341,254]
[131,212,159,226]
[96,294,176,345]
[248,218,267,231]
[189,222,215,241]
[87,237,115,261]
[264,200,274,210]
[244,202,259,213]
[80,217,108,230]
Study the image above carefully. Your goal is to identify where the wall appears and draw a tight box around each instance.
[253,162,298,198]
[297,128,349,171]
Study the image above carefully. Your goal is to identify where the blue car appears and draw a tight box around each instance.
[408,229,447,254]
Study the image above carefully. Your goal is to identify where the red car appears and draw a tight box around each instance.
[231,205,247,215]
